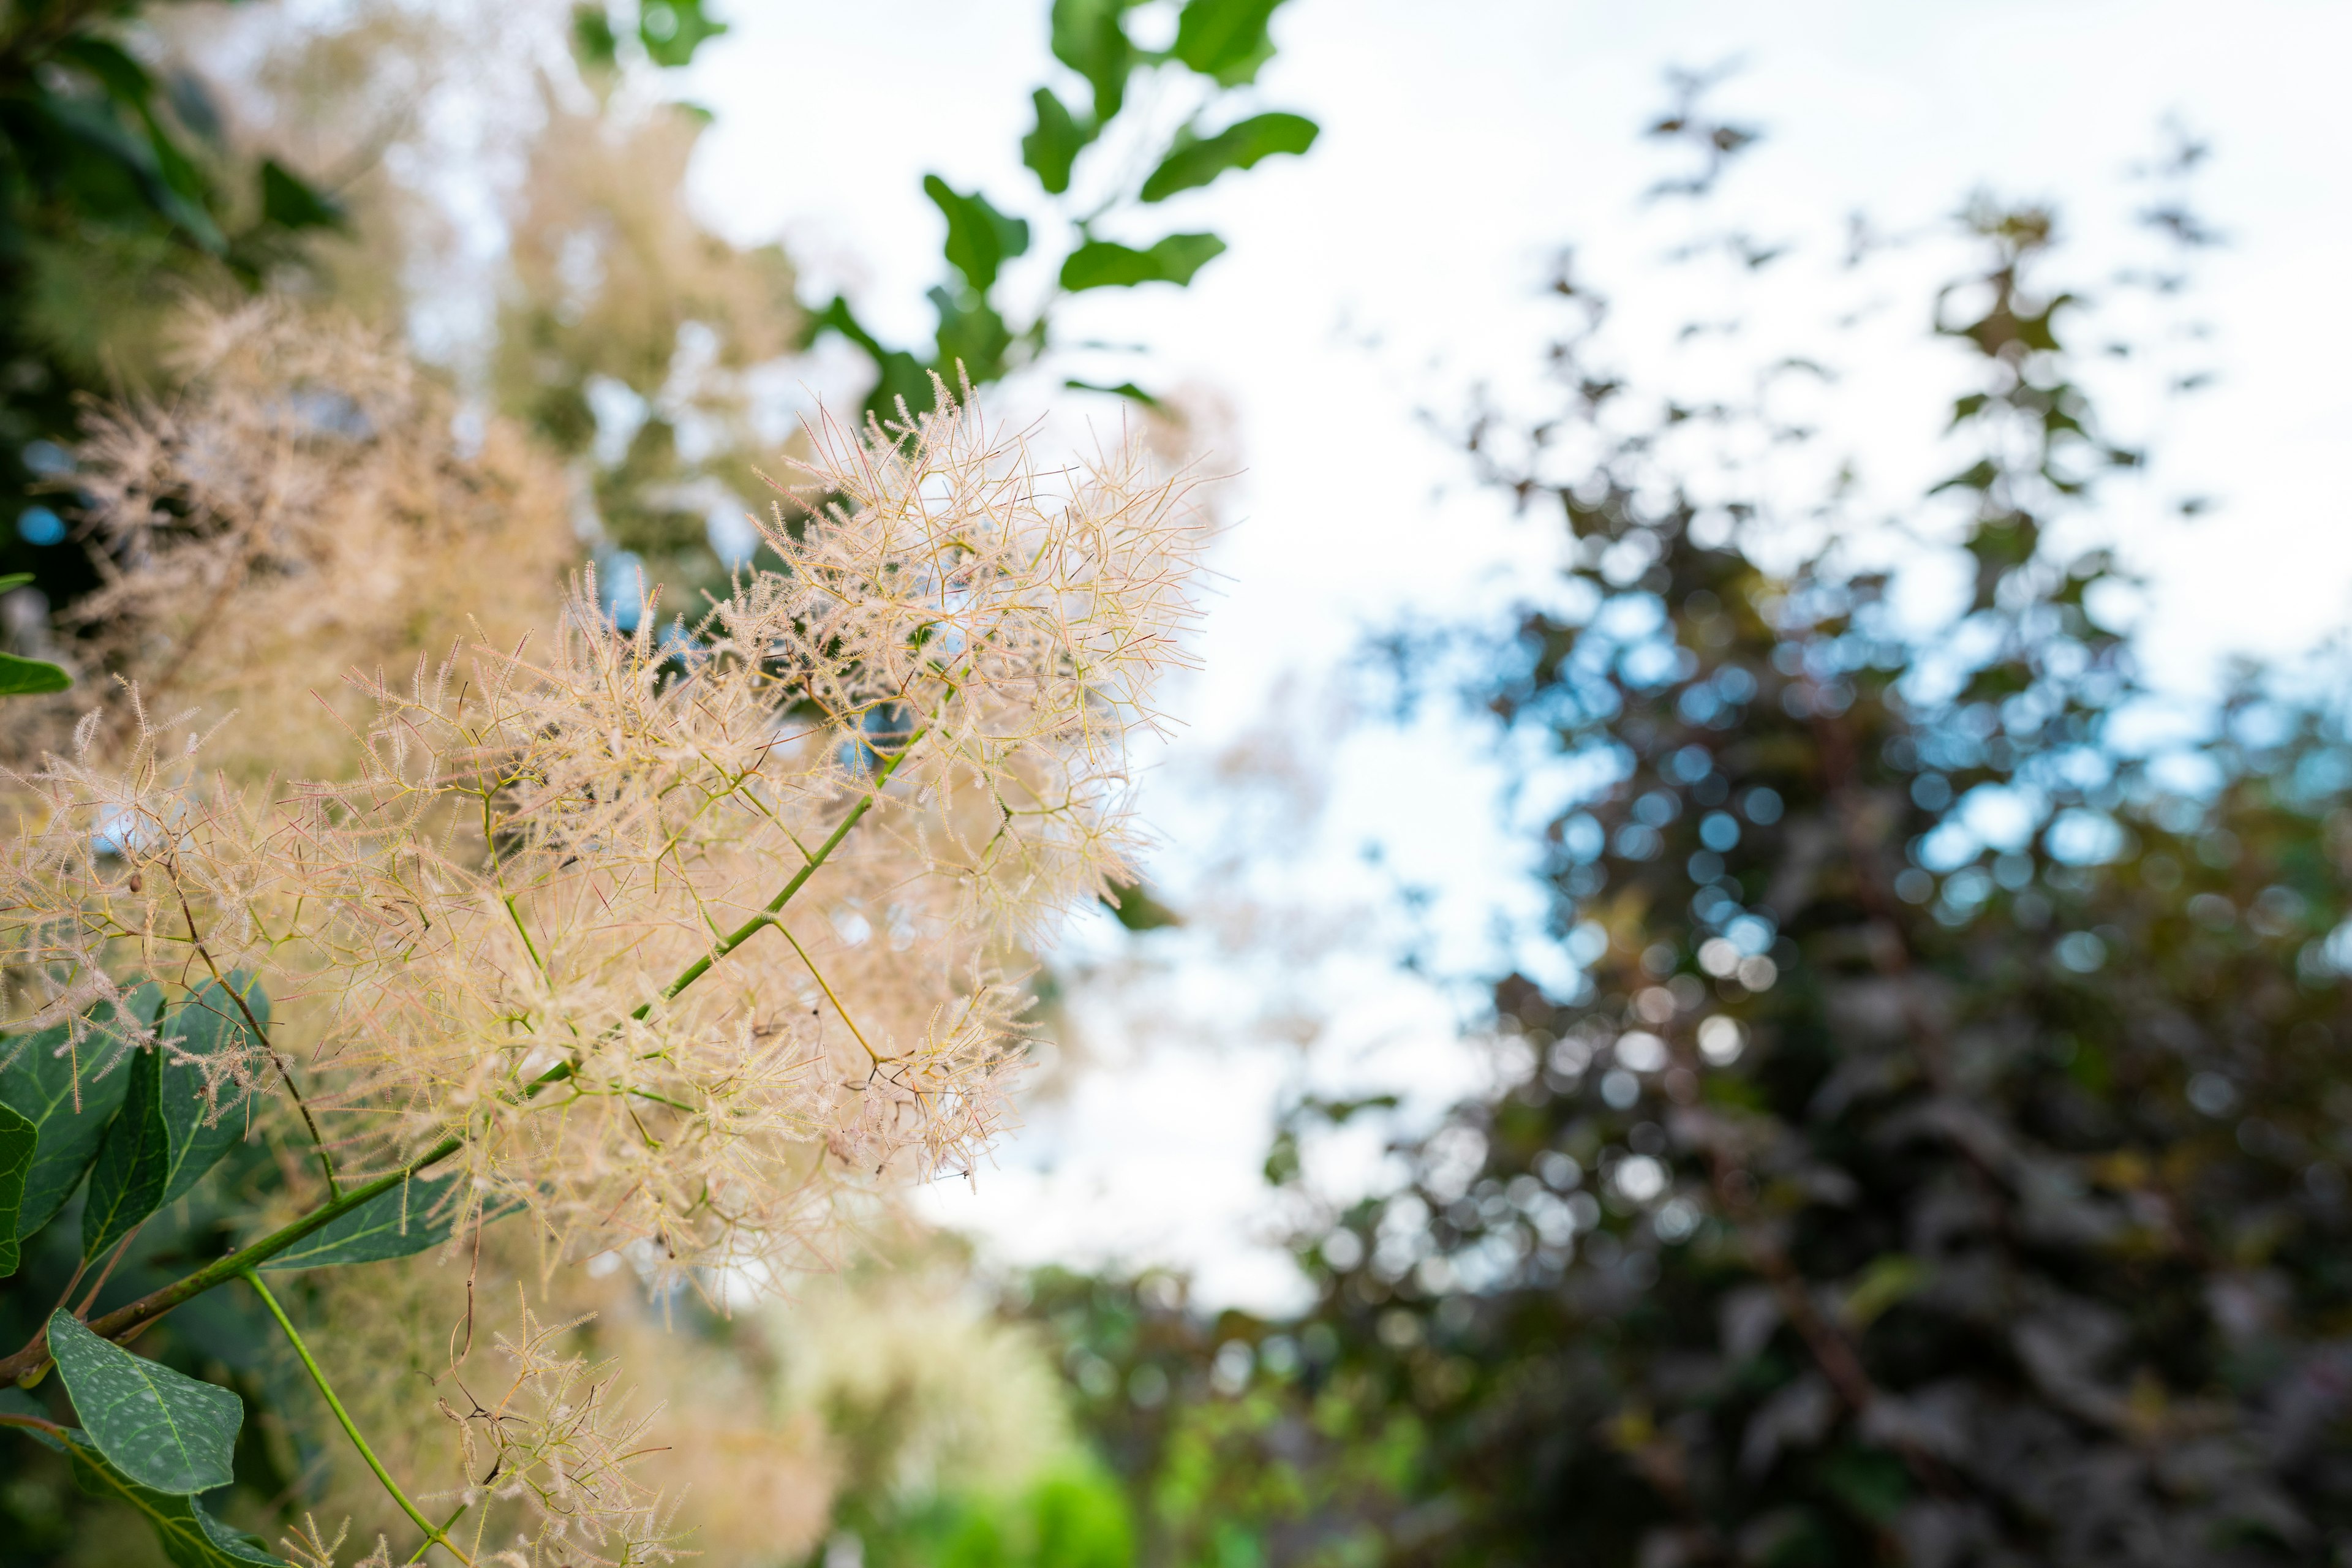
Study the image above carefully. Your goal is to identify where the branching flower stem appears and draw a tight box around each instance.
[240,1269,473,1566]
[403,1504,471,1566]
[0,759,921,1386]
[173,878,341,1199]
[630,727,927,1022]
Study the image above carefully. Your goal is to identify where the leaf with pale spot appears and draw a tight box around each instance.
[48,1310,241,1495]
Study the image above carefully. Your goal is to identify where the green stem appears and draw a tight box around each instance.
[630,726,926,1022]
[241,1270,472,1567]
[404,1504,471,1565]
[0,1136,463,1387]
[0,726,929,1385]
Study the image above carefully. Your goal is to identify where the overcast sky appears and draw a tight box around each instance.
[677,0,2352,1308]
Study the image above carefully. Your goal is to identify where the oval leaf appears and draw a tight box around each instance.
[1,993,154,1243]
[1050,0,1138,121]
[1022,87,1094,196]
[0,652,72,696]
[1059,233,1227,292]
[924,175,1030,294]
[81,1044,167,1260]
[262,1170,477,1270]
[48,1310,241,1495]
[0,1102,31,1276]
[1174,0,1286,83]
[55,1427,284,1565]
[1139,111,1317,203]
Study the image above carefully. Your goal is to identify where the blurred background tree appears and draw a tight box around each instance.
[1006,86,2352,1568]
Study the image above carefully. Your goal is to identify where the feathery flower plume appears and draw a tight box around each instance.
[439,1292,680,1567]
[2,386,1204,1295]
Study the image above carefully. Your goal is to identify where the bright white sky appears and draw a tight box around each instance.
[676,0,2352,1309]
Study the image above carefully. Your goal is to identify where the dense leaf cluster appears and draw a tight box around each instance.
[814,0,1317,420]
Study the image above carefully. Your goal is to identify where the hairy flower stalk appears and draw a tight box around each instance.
[2,390,1202,1311]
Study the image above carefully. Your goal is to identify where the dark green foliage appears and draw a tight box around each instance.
[573,3,621,69]
[0,573,66,694]
[0,1102,31,1275]
[260,1170,479,1270]
[81,1044,170,1261]
[1028,105,2352,1568]
[255,159,342,232]
[1102,879,1184,932]
[1052,0,1144,122]
[48,1428,282,1566]
[929,176,1034,293]
[154,981,266,1212]
[0,4,346,617]
[1,993,153,1246]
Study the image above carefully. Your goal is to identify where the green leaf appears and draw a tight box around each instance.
[1059,233,1227,292]
[1051,0,1140,122]
[1101,876,1182,929]
[0,572,31,590]
[0,1102,32,1276]
[154,979,264,1209]
[1139,111,1317,203]
[1022,88,1094,197]
[1173,0,1287,85]
[257,160,344,231]
[572,2,620,67]
[1065,377,1164,411]
[638,0,728,68]
[48,1310,241,1495]
[54,1427,283,1566]
[1,995,154,1243]
[81,1044,167,1261]
[924,175,1030,294]
[0,652,72,696]
[262,1170,475,1270]
[54,37,157,108]
[930,286,1016,388]
[809,296,938,421]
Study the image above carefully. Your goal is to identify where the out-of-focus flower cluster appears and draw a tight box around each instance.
[4,298,572,778]
[1,390,1204,1294]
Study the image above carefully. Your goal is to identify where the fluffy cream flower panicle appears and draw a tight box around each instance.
[0,693,288,1105]
[439,1295,679,1568]
[2,390,1204,1288]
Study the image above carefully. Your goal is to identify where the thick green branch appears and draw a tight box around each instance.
[0,1136,463,1387]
